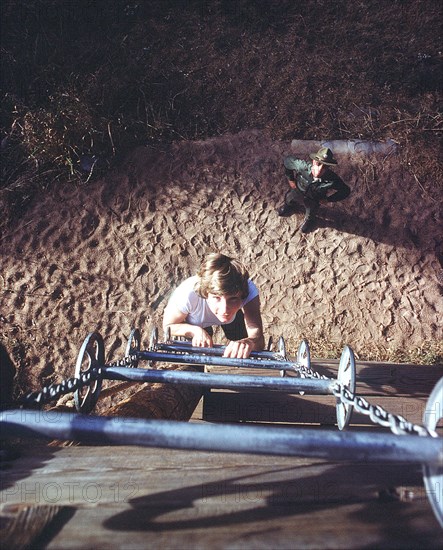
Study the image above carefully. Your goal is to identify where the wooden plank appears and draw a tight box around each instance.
[202,361,441,427]
[3,362,440,547]
[0,444,440,549]
[190,395,205,422]
[0,504,73,550]
[205,361,443,397]
[202,391,430,426]
[103,364,205,421]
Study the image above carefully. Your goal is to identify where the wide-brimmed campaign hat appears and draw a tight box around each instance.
[309,147,338,165]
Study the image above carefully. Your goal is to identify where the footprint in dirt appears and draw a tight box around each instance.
[80,213,100,240]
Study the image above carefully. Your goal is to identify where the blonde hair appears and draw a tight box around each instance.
[196,253,250,299]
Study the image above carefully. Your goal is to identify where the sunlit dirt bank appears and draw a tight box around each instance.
[1,131,442,402]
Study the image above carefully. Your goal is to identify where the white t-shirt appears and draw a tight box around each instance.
[168,276,259,328]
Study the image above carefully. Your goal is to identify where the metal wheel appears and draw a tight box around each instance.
[297,339,311,369]
[335,345,356,430]
[148,327,159,367]
[149,326,159,350]
[74,332,104,413]
[422,377,443,529]
[125,327,141,368]
[297,339,311,395]
[278,336,288,377]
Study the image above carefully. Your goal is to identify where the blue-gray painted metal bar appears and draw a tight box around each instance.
[1,410,441,466]
[157,342,282,360]
[137,350,298,371]
[103,366,334,394]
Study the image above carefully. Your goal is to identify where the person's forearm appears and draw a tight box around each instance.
[164,323,200,339]
[327,180,350,202]
[224,330,265,359]
[164,323,213,348]
[244,329,265,351]
[285,167,295,181]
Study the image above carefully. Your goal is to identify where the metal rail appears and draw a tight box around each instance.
[137,349,301,372]
[1,410,441,466]
[102,366,335,393]
[155,341,284,360]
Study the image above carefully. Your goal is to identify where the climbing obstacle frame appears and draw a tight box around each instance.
[1,328,442,529]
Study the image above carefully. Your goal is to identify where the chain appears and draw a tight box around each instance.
[289,361,437,438]
[295,364,332,381]
[16,350,439,440]
[106,354,138,369]
[18,354,138,408]
[20,367,102,407]
[332,382,438,438]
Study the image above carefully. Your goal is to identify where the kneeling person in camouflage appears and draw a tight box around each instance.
[278,147,350,233]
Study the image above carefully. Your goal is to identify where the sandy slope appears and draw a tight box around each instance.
[1,130,442,397]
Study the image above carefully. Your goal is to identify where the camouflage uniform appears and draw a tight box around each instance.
[279,148,350,232]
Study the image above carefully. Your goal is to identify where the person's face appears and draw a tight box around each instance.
[206,292,243,323]
[311,159,325,178]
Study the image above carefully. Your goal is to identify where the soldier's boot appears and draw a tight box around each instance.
[277,203,296,217]
[300,214,316,233]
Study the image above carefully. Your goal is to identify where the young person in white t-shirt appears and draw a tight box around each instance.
[163,253,265,359]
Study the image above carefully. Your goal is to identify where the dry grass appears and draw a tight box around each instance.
[289,337,443,366]
[1,1,442,196]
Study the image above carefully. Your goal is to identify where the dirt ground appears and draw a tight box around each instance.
[1,130,442,404]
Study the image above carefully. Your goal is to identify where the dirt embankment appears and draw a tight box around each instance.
[1,130,442,405]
